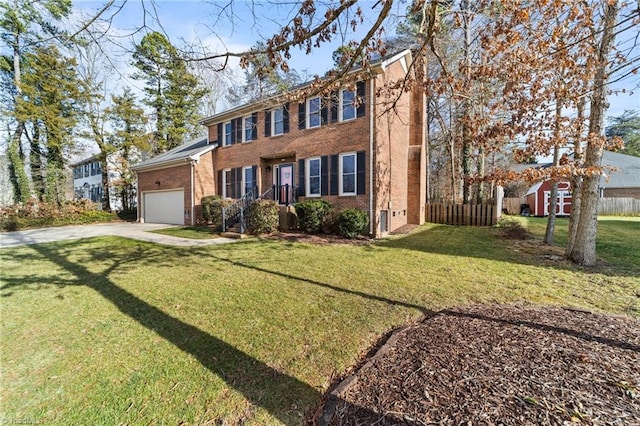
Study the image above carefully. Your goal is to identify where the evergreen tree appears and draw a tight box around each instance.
[227,41,302,106]
[0,0,72,202]
[107,88,149,210]
[15,44,83,203]
[606,110,640,157]
[132,31,207,154]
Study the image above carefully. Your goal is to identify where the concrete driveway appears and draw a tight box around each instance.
[0,222,238,249]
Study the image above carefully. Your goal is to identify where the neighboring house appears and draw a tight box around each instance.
[132,50,427,236]
[526,180,572,217]
[599,150,640,198]
[524,150,640,216]
[72,153,135,211]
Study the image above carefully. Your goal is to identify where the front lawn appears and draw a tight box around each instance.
[1,217,638,424]
[150,225,220,239]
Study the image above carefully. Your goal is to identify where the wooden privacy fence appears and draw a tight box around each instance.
[425,203,499,226]
[503,197,527,215]
[598,197,640,216]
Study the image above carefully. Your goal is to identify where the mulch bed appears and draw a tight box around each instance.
[316,305,640,425]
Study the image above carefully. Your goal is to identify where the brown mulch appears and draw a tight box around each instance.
[263,232,373,246]
[318,305,640,425]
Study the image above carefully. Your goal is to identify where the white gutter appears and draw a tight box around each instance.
[190,160,196,226]
[369,78,375,236]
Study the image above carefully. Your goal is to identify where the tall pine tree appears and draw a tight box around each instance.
[132,32,207,154]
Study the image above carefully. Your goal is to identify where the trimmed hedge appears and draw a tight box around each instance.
[248,199,279,235]
[294,199,333,233]
[202,197,233,231]
[0,199,118,231]
[201,195,221,223]
[337,208,369,238]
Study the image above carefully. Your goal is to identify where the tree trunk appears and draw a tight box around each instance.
[569,0,619,266]
[461,0,473,204]
[566,97,585,255]
[100,153,111,211]
[543,144,560,245]
[30,125,45,200]
[7,130,30,204]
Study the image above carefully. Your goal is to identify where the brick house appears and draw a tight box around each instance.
[132,50,426,236]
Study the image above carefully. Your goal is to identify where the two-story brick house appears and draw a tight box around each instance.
[132,49,426,237]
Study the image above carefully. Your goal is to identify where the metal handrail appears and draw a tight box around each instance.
[221,187,257,233]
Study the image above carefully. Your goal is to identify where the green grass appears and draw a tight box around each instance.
[1,217,638,424]
[150,225,220,239]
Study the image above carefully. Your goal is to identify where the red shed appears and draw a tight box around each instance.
[526,180,572,216]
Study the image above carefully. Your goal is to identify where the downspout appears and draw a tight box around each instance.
[135,171,143,223]
[190,160,196,226]
[369,78,375,236]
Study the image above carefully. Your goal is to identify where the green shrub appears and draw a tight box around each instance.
[496,217,530,240]
[337,208,369,238]
[117,209,138,221]
[294,199,333,233]
[204,198,233,231]
[0,199,117,231]
[248,199,279,235]
[201,195,221,223]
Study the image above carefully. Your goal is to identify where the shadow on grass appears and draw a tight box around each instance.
[374,222,640,278]
[1,238,328,424]
[2,235,638,424]
[197,249,639,354]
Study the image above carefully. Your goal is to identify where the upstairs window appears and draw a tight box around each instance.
[223,121,233,146]
[272,107,284,136]
[340,89,356,122]
[243,115,254,142]
[307,97,321,129]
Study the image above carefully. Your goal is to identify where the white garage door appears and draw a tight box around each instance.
[144,190,184,224]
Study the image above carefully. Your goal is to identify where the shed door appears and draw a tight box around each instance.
[144,190,184,224]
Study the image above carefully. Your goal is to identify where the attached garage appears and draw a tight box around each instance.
[132,137,216,226]
[143,190,185,224]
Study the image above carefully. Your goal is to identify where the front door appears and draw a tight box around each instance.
[275,163,294,205]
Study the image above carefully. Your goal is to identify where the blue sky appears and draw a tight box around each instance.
[71,0,638,116]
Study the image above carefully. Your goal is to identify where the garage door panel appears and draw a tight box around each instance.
[144,190,184,224]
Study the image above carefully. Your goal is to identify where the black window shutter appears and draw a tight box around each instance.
[321,155,328,196]
[252,165,258,193]
[330,91,338,123]
[264,110,271,137]
[356,81,366,118]
[357,151,366,195]
[217,170,223,196]
[330,154,339,196]
[298,102,306,130]
[217,123,223,144]
[321,98,328,125]
[283,103,290,133]
[229,169,235,199]
[230,119,236,144]
[235,167,243,197]
[252,112,258,140]
[235,118,242,143]
[298,159,305,197]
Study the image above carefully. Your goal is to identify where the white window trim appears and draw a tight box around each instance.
[307,97,321,129]
[242,166,254,196]
[339,89,356,122]
[339,152,357,196]
[222,168,231,198]
[223,121,233,146]
[243,115,253,143]
[272,107,284,136]
[306,157,321,197]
